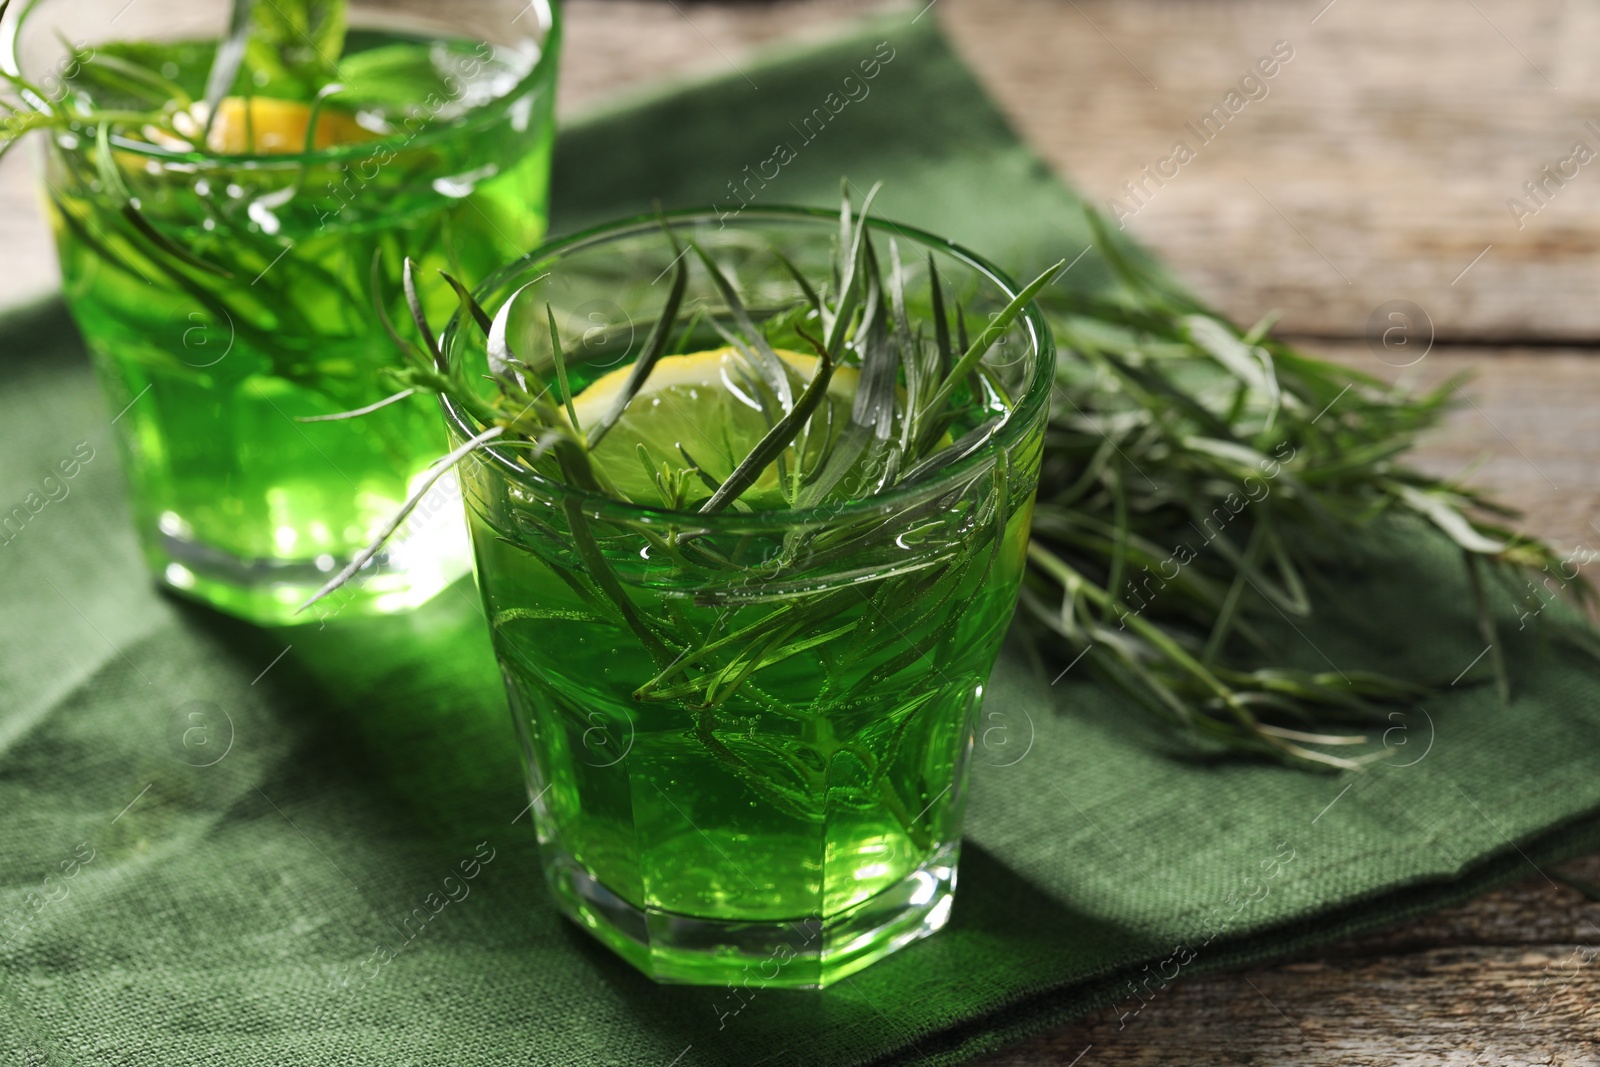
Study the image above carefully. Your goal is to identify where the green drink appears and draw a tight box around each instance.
[4,0,560,623]
[435,208,1055,986]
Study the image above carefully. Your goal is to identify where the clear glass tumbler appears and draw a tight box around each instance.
[441,208,1054,987]
[2,0,560,623]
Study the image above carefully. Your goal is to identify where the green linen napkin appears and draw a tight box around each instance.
[5,16,1600,1067]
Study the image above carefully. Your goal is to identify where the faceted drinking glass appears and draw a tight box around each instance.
[1,0,560,623]
[441,208,1054,987]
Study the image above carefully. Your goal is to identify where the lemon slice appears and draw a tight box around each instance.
[200,97,373,154]
[570,346,860,508]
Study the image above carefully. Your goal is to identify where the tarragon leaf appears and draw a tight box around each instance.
[244,0,348,100]
[202,0,255,139]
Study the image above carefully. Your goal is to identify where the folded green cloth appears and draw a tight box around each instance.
[5,16,1600,1067]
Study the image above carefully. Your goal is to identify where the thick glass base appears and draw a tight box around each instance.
[544,843,959,989]
[145,496,472,626]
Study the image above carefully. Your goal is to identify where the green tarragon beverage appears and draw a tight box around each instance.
[3,0,560,622]
[471,348,1038,987]
[388,205,1061,986]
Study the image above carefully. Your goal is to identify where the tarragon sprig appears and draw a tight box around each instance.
[1017,208,1595,768]
[303,189,1059,616]
[2,0,348,159]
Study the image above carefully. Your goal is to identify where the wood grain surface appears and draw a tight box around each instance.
[941,0,1600,343]
[978,854,1600,1067]
[3,2,1598,1064]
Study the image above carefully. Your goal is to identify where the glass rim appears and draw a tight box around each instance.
[0,0,561,166]
[440,204,1058,532]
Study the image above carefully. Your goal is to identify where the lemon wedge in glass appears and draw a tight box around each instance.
[163,96,373,154]
[569,346,861,508]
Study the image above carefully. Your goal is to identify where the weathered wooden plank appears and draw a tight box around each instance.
[940,0,1600,341]
[974,856,1600,1066]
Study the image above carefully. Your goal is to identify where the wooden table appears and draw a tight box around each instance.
[4,1,1598,1061]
